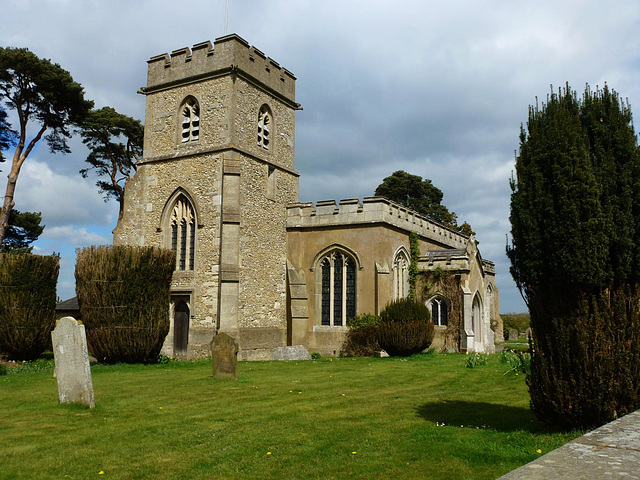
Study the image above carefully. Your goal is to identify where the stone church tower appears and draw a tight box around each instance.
[114,34,300,359]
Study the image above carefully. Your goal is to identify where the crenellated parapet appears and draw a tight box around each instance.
[143,34,297,105]
[287,197,468,248]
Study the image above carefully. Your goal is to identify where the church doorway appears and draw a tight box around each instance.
[173,300,190,357]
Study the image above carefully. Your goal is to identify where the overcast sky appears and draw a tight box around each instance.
[2,0,639,312]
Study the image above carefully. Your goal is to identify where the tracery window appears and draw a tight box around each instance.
[180,97,200,143]
[392,249,410,300]
[428,296,449,326]
[319,250,356,326]
[170,195,196,270]
[257,105,271,150]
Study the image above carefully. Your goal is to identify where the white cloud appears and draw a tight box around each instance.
[16,160,115,227]
[44,226,109,245]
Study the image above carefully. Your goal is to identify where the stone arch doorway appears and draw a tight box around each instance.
[173,300,190,357]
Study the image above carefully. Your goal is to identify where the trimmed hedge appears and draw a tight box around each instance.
[0,253,59,360]
[377,298,434,356]
[528,287,640,428]
[75,245,175,364]
[342,314,380,357]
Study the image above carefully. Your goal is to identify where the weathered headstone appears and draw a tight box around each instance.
[211,332,238,380]
[272,345,312,361]
[508,329,519,341]
[51,317,95,408]
[525,327,533,339]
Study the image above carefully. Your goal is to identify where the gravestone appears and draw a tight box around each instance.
[211,332,238,380]
[51,317,95,408]
[508,329,519,341]
[525,327,532,339]
[272,345,312,361]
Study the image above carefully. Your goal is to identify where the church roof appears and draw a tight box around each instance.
[56,296,79,311]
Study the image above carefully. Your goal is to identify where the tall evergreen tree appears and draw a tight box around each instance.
[375,170,474,235]
[0,47,92,246]
[79,106,143,219]
[0,209,44,253]
[0,105,16,164]
[508,84,640,429]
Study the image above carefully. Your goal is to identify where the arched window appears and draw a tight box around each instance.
[257,105,272,150]
[428,295,449,326]
[319,250,356,326]
[392,248,410,300]
[472,294,483,340]
[180,97,200,143]
[170,195,196,270]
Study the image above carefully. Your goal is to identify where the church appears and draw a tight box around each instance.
[112,34,502,360]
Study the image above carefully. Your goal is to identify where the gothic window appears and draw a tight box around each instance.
[392,248,410,300]
[180,97,200,143]
[170,195,196,270]
[319,250,356,327]
[257,105,272,150]
[428,296,449,326]
[472,294,483,340]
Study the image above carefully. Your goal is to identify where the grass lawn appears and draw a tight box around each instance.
[0,353,580,480]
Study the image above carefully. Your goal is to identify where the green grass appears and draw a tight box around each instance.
[0,354,580,480]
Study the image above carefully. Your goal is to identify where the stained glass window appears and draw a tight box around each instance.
[318,250,356,327]
[170,195,195,271]
[430,296,449,326]
[321,259,331,326]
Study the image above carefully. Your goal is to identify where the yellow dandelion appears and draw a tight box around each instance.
[342,393,346,396]
[267,452,272,456]
[99,471,105,475]
[289,390,293,393]
[536,449,542,454]
[351,451,357,455]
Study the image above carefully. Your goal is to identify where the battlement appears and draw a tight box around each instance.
[287,197,468,249]
[144,34,296,104]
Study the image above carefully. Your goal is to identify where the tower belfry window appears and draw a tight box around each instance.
[181,97,200,143]
[257,105,271,150]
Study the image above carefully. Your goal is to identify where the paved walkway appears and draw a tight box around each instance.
[498,410,640,479]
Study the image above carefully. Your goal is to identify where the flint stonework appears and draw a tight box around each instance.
[51,317,95,408]
[211,332,238,380]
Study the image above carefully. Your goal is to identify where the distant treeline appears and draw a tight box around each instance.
[500,313,530,336]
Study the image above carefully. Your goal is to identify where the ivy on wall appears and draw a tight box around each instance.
[408,232,420,299]
[416,268,463,352]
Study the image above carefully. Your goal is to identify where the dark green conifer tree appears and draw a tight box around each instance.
[508,84,640,429]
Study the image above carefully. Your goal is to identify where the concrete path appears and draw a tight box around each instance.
[498,410,640,479]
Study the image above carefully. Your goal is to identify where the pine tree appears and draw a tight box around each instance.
[508,84,640,429]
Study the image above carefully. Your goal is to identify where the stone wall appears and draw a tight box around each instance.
[287,197,468,249]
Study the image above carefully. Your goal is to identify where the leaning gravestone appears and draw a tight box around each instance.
[508,329,519,341]
[211,332,238,380]
[51,317,95,408]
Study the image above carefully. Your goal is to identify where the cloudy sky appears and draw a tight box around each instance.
[1,0,639,312]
